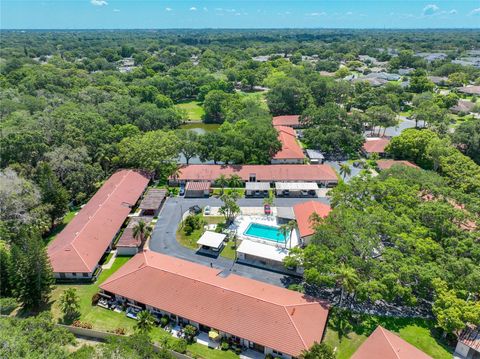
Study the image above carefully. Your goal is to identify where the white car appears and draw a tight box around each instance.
[204,205,211,215]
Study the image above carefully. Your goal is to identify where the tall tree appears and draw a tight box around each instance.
[132,220,152,248]
[335,264,359,306]
[339,163,352,180]
[215,174,229,194]
[59,288,80,323]
[300,342,336,359]
[10,230,54,311]
[135,310,155,334]
[35,162,69,229]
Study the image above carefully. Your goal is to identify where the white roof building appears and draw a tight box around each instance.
[197,231,226,250]
[237,240,289,263]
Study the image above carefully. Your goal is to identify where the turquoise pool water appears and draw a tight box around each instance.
[244,223,286,243]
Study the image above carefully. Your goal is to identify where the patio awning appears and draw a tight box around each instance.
[276,207,295,220]
[209,330,220,340]
[245,182,270,191]
[237,240,289,263]
[275,182,319,191]
[197,231,226,249]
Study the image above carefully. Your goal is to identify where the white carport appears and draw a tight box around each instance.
[197,231,226,252]
[275,182,319,197]
[245,182,270,197]
[237,240,289,266]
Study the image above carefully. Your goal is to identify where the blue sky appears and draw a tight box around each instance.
[1,1,480,29]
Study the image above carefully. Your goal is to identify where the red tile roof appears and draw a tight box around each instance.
[185,181,211,191]
[376,160,419,170]
[138,188,167,211]
[458,325,480,351]
[273,126,306,160]
[363,138,390,154]
[174,165,337,183]
[272,115,300,127]
[100,251,329,357]
[352,326,432,359]
[116,217,152,248]
[458,85,480,95]
[293,201,332,238]
[48,170,149,273]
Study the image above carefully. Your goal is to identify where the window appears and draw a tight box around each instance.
[273,350,283,356]
[72,272,77,277]
[59,273,66,278]
[82,273,89,277]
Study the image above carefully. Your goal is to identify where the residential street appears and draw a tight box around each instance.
[148,196,330,287]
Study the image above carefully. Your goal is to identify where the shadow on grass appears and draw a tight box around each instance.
[330,309,454,355]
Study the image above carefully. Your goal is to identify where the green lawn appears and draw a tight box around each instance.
[324,314,453,359]
[176,216,225,250]
[220,239,238,260]
[45,209,78,244]
[175,100,205,121]
[211,188,246,197]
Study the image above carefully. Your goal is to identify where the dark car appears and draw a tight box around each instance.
[189,205,202,214]
[179,185,185,196]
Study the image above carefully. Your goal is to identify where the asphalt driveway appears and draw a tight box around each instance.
[148,196,329,287]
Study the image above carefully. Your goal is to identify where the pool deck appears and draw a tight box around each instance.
[225,209,300,249]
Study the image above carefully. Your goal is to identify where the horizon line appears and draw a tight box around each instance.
[1,27,480,31]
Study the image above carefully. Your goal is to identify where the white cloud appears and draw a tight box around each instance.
[203,7,208,12]
[91,0,108,6]
[307,12,326,16]
[422,4,439,16]
[165,7,172,11]
[189,7,197,11]
[449,9,457,14]
[346,11,353,16]
[284,11,291,15]
[469,8,480,16]
[113,8,120,12]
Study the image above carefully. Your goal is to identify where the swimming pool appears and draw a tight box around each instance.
[243,223,287,243]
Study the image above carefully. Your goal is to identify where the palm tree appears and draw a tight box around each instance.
[335,264,359,307]
[132,220,152,249]
[286,220,297,249]
[59,288,80,322]
[279,220,296,249]
[228,174,243,189]
[216,174,229,195]
[170,166,181,184]
[135,310,155,334]
[279,224,289,249]
[339,163,351,180]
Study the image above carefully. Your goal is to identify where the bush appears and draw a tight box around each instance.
[91,293,100,306]
[160,315,169,327]
[171,338,187,354]
[183,324,198,343]
[72,320,93,329]
[220,342,229,351]
[114,327,126,335]
[183,224,194,235]
[0,297,18,315]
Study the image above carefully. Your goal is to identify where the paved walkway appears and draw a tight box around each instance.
[148,197,328,287]
[101,250,117,269]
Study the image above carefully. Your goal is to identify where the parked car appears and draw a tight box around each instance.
[282,190,290,196]
[264,204,271,215]
[204,205,211,215]
[126,306,140,319]
[189,205,202,214]
[301,190,308,196]
[179,185,185,196]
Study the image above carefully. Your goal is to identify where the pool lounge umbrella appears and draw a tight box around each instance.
[209,330,220,340]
